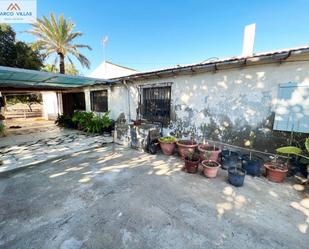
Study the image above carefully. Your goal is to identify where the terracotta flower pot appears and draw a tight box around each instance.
[198,144,221,162]
[184,158,200,174]
[264,162,288,183]
[159,139,176,156]
[176,140,198,160]
[202,160,221,178]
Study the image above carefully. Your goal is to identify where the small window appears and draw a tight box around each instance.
[90,90,108,112]
[140,86,171,125]
[273,82,309,133]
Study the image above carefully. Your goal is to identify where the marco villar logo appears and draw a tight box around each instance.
[0,0,37,23]
[7,3,21,11]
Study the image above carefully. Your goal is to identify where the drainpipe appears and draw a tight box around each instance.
[123,80,131,121]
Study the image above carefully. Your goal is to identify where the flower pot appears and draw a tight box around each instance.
[198,144,221,162]
[228,167,246,187]
[159,139,176,156]
[221,150,239,170]
[241,154,263,177]
[264,162,288,183]
[176,140,198,160]
[184,157,200,174]
[201,160,221,178]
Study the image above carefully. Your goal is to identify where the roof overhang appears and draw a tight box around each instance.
[0,66,114,91]
[111,46,309,82]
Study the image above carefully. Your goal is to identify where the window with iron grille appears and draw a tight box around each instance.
[90,90,108,112]
[141,86,171,125]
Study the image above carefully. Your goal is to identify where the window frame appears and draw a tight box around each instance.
[138,83,172,126]
[90,89,108,113]
[273,82,309,133]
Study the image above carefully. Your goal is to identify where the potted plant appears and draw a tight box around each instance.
[198,144,221,162]
[241,154,264,177]
[201,160,221,178]
[176,140,198,160]
[270,138,309,183]
[158,136,177,155]
[264,161,288,183]
[220,150,239,170]
[184,151,200,174]
[228,167,246,187]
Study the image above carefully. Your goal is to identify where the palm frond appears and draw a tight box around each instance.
[27,12,92,71]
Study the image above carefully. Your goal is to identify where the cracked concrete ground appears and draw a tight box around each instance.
[1,144,309,249]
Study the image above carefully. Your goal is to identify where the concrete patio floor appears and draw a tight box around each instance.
[0,122,113,173]
[0,141,309,249]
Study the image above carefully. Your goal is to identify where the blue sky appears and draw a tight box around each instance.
[10,0,309,75]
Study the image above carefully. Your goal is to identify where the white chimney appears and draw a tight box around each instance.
[242,23,256,57]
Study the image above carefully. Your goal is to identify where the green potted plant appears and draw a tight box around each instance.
[158,136,177,155]
[184,151,200,174]
[272,138,309,183]
[176,139,198,160]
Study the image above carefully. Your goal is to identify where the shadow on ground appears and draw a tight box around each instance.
[0,144,309,249]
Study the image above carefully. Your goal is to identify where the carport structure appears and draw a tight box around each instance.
[0,66,112,118]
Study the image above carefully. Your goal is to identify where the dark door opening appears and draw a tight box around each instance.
[62,92,85,116]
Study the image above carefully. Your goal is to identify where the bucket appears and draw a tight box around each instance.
[241,154,263,176]
[228,167,246,187]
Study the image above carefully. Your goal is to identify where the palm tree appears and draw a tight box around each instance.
[28,13,91,74]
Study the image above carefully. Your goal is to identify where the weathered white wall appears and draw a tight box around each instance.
[83,59,309,151]
[42,91,59,120]
[83,84,138,121]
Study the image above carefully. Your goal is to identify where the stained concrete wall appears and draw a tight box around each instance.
[42,92,61,120]
[83,59,309,152]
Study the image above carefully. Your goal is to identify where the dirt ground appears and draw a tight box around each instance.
[0,143,309,249]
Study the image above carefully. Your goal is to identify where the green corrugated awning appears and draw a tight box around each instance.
[0,66,112,90]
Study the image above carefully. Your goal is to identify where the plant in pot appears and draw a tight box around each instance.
[241,154,264,177]
[263,161,288,183]
[198,144,221,162]
[228,166,246,187]
[159,136,177,156]
[176,139,198,160]
[184,151,200,174]
[201,159,221,178]
[271,138,309,183]
[220,150,239,170]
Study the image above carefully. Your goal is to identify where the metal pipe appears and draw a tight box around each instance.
[123,80,131,121]
[204,138,291,159]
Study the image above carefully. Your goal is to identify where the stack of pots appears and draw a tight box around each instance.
[198,144,222,178]
[220,150,246,187]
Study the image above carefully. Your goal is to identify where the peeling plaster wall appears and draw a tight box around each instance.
[85,61,309,152]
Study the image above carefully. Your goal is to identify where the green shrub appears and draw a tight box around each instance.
[71,111,113,134]
[55,114,74,128]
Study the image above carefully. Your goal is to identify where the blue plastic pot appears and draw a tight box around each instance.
[221,150,239,170]
[241,155,263,177]
[228,167,246,187]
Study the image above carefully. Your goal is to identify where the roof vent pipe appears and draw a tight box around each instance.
[242,23,256,57]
